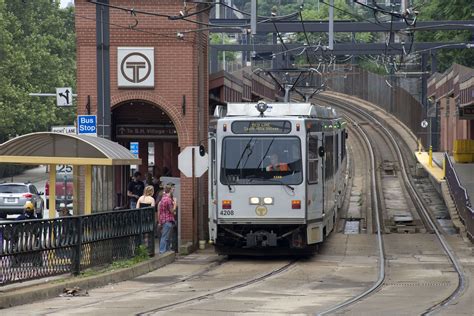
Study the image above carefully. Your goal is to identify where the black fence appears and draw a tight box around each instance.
[0,207,155,286]
[445,153,474,242]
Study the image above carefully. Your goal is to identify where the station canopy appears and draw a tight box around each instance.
[0,132,141,166]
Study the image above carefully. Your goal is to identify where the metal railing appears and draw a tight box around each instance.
[0,207,155,286]
[444,153,474,242]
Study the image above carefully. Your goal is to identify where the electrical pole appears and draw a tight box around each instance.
[251,0,257,35]
[328,0,334,50]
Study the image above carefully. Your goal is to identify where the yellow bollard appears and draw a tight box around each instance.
[429,146,433,167]
[443,156,446,179]
[418,138,422,154]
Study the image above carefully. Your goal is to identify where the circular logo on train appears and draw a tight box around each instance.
[255,205,268,216]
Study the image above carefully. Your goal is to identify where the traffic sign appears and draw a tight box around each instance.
[52,125,76,134]
[178,146,208,177]
[56,87,73,106]
[130,142,139,157]
[77,115,97,136]
[421,120,428,128]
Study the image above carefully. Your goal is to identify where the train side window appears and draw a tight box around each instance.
[325,134,334,179]
[308,135,318,183]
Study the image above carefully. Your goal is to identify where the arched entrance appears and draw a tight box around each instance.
[112,100,180,207]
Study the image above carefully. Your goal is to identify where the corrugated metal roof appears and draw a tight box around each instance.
[0,132,141,165]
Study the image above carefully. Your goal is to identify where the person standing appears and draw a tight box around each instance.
[16,201,37,220]
[127,171,145,209]
[59,203,72,217]
[137,186,156,208]
[158,184,176,254]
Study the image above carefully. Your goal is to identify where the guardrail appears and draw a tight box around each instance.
[444,153,474,242]
[0,207,155,286]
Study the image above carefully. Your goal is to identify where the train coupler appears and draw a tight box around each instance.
[245,230,277,247]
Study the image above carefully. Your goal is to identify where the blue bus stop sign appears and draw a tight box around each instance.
[130,142,139,157]
[77,115,97,136]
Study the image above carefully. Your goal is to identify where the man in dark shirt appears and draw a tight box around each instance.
[127,171,145,209]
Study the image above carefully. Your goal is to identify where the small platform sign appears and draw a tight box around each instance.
[421,120,428,128]
[77,115,97,136]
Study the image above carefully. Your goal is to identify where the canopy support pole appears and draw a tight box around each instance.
[49,165,56,219]
[85,165,92,214]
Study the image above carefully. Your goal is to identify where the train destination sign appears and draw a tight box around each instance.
[232,120,291,134]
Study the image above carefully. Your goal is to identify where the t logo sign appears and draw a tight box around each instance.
[117,48,154,88]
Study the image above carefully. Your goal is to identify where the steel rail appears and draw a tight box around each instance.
[317,94,466,315]
[42,257,230,315]
[317,115,386,315]
[136,260,297,315]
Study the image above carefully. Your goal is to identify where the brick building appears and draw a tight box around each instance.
[75,0,209,247]
[428,64,474,152]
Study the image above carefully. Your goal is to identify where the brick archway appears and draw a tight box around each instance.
[111,92,189,146]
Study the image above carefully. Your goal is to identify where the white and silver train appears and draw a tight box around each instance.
[208,101,347,255]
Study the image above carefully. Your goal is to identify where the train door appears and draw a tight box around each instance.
[208,132,218,242]
[306,132,323,222]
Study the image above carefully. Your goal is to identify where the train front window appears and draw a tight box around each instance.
[221,136,302,185]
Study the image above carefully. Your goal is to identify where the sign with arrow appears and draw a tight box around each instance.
[56,87,73,106]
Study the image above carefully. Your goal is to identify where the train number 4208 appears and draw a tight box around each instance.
[220,210,234,216]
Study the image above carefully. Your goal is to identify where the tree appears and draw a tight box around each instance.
[414,0,474,72]
[0,0,76,143]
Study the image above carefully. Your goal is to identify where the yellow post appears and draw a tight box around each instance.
[443,156,446,179]
[73,166,79,215]
[85,165,92,215]
[49,164,56,219]
[418,138,422,154]
[429,146,433,167]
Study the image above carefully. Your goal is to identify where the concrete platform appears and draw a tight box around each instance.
[414,151,445,183]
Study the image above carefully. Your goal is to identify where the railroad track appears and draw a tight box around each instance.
[315,94,466,315]
[136,259,297,315]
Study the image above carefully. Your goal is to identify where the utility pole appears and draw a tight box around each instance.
[328,0,334,50]
[251,0,257,35]
[96,0,111,139]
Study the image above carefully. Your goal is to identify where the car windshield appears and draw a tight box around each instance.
[0,185,28,194]
[221,136,302,185]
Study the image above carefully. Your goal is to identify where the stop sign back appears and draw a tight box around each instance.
[178,146,208,177]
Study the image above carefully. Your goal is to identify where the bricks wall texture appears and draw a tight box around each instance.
[76,0,209,244]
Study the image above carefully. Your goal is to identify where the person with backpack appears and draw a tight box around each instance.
[158,184,176,254]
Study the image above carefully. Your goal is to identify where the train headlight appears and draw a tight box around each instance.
[249,197,260,205]
[263,197,273,205]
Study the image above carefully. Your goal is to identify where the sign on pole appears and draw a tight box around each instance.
[51,125,76,134]
[421,120,429,128]
[178,146,208,177]
[77,115,97,136]
[51,126,76,175]
[130,142,139,157]
[56,87,73,106]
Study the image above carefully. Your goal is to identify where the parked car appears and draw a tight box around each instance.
[0,183,45,218]
[45,174,73,209]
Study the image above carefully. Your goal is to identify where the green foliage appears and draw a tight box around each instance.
[210,33,238,62]
[0,0,76,143]
[414,0,474,72]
